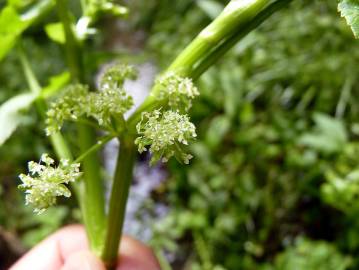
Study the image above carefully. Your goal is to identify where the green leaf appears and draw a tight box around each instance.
[298,113,348,154]
[0,6,29,60]
[41,72,70,99]
[338,0,359,38]
[44,22,65,44]
[0,93,36,145]
[197,0,224,20]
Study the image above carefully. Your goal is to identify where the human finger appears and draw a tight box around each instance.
[60,250,105,270]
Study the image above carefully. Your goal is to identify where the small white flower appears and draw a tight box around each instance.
[18,154,82,214]
[135,110,196,165]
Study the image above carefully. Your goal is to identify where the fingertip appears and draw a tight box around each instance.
[53,224,89,261]
[61,250,105,270]
[117,236,160,270]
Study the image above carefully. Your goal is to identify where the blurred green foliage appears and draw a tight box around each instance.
[271,237,352,270]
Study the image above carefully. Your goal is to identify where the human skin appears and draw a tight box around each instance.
[10,225,160,270]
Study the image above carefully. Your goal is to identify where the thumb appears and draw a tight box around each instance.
[61,251,105,270]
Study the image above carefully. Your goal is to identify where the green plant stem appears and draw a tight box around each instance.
[168,0,267,76]
[101,135,136,268]
[77,124,106,254]
[18,44,73,160]
[91,0,293,266]
[21,0,55,23]
[55,0,105,255]
[127,0,270,129]
[55,0,82,82]
[18,43,83,221]
[74,135,113,163]
[191,0,294,79]
[97,0,268,266]
[80,0,87,14]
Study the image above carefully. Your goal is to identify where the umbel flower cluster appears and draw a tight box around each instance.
[46,63,137,135]
[18,154,82,214]
[155,72,200,111]
[135,73,199,164]
[135,110,197,165]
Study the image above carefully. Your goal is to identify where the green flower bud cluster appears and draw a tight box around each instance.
[155,72,199,111]
[135,73,200,165]
[99,63,137,89]
[46,63,137,135]
[45,84,88,135]
[18,154,82,214]
[135,109,197,165]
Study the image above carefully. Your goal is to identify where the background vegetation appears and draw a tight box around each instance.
[1,0,358,269]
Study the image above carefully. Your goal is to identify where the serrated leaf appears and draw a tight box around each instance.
[0,6,29,60]
[44,22,65,44]
[0,93,36,145]
[338,0,359,38]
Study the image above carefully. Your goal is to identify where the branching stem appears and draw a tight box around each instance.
[75,135,113,163]
[18,44,73,161]
[127,0,272,129]
[55,0,106,255]
[101,0,293,266]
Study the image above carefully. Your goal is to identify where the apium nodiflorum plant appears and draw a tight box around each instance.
[7,0,356,268]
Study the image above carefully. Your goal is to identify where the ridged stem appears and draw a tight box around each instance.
[127,0,270,128]
[55,0,106,255]
[101,135,136,268]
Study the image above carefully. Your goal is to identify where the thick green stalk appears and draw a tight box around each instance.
[55,0,105,254]
[127,0,269,128]
[100,0,292,266]
[191,0,294,79]
[99,1,270,265]
[168,0,268,75]
[101,135,136,267]
[77,124,106,254]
